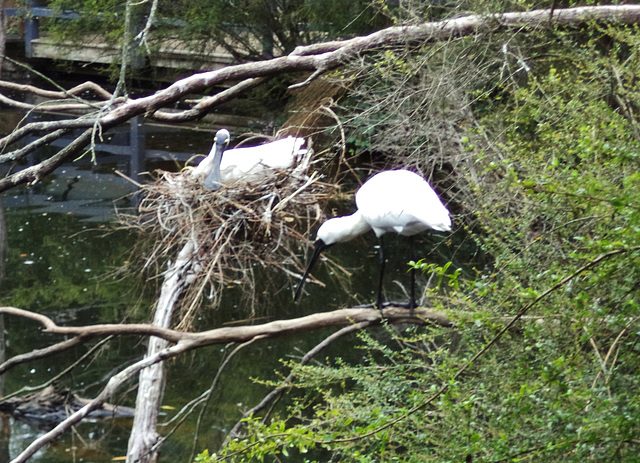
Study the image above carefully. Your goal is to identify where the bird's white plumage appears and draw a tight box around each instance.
[298,169,451,308]
[355,170,451,236]
[220,136,307,182]
[315,211,371,245]
[316,169,451,245]
[192,135,308,184]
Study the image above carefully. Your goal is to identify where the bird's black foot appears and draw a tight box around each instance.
[354,302,375,309]
[383,300,418,316]
[355,301,408,318]
[354,300,387,317]
[354,301,396,309]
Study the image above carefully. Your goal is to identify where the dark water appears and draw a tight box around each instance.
[0,115,466,462]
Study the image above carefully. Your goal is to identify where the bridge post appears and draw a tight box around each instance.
[24,0,40,58]
[129,116,145,188]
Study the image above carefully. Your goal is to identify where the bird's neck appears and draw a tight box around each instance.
[332,211,371,243]
[203,143,225,190]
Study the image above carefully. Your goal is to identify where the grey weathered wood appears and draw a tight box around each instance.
[126,240,199,463]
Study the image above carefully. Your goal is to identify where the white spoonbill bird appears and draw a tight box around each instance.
[194,131,309,190]
[194,128,230,191]
[294,169,451,314]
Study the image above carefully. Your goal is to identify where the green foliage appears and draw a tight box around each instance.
[203,15,640,463]
[411,260,462,292]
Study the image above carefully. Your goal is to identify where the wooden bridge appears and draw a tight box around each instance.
[6,0,237,72]
[3,1,261,189]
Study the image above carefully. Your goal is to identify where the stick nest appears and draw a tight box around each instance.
[119,157,336,327]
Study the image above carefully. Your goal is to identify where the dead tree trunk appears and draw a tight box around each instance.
[0,199,8,463]
[126,240,200,463]
[0,0,5,77]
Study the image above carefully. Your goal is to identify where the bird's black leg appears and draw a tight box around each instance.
[408,262,417,316]
[408,235,416,316]
[376,236,386,316]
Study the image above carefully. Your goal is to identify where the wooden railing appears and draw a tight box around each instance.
[6,0,80,58]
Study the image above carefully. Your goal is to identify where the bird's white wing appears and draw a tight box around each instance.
[220,137,307,181]
[404,173,451,232]
[356,170,451,236]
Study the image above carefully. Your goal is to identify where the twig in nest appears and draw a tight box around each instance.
[119,160,338,328]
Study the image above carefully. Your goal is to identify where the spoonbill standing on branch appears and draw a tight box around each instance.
[294,169,451,314]
[193,130,309,190]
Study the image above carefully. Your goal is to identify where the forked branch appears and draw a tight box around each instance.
[2,5,640,192]
[1,304,451,463]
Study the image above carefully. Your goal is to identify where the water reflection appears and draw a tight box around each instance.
[0,192,431,461]
[0,176,147,459]
[0,114,474,462]
[3,167,131,223]
[0,111,207,460]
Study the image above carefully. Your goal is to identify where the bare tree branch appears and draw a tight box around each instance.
[0,336,113,403]
[188,336,267,461]
[134,0,159,53]
[0,118,95,152]
[0,336,84,375]
[9,339,185,463]
[0,92,100,112]
[2,5,639,191]
[4,305,430,463]
[224,321,374,445]
[149,77,267,123]
[0,129,94,190]
[0,305,453,348]
[0,129,70,163]
[0,307,188,343]
[0,79,115,100]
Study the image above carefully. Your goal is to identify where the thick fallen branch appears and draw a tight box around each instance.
[0,305,453,349]
[0,306,187,344]
[0,304,455,380]
[2,4,640,191]
[0,383,134,425]
[2,304,451,463]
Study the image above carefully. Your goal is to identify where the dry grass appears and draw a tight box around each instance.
[118,151,337,328]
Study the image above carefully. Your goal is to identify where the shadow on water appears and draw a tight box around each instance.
[0,109,484,462]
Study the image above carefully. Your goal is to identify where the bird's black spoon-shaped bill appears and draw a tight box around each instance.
[294,239,332,302]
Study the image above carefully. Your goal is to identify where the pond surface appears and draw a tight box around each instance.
[0,112,465,462]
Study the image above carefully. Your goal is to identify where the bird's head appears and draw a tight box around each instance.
[316,220,339,246]
[214,129,230,147]
[294,213,368,302]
